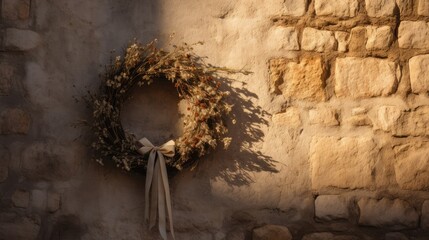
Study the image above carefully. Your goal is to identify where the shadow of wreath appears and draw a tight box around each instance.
[205,77,279,187]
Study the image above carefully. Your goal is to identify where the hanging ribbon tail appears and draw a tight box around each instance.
[150,155,159,229]
[157,159,167,240]
[138,138,176,240]
[144,150,157,225]
[159,154,175,240]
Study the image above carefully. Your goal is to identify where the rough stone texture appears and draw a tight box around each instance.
[398,21,429,49]
[1,0,30,20]
[409,54,429,94]
[303,233,333,240]
[281,58,326,101]
[47,192,61,213]
[252,225,292,240]
[348,115,372,127]
[308,108,339,126]
[5,28,41,51]
[418,0,429,16]
[31,189,46,210]
[270,57,327,101]
[422,200,429,228]
[284,0,308,16]
[335,31,349,52]
[385,232,410,240]
[0,147,10,182]
[269,58,288,94]
[394,149,429,190]
[375,106,402,132]
[302,28,336,52]
[365,0,396,17]
[11,190,30,208]
[366,26,393,50]
[396,0,414,16]
[267,26,299,51]
[226,228,246,240]
[272,107,302,128]
[0,63,14,96]
[349,26,367,52]
[358,198,419,230]
[335,57,398,98]
[0,216,40,240]
[0,108,31,135]
[3,0,429,239]
[352,107,367,116]
[393,106,429,136]
[314,0,359,17]
[21,142,79,181]
[310,136,378,189]
[302,232,359,240]
[315,195,349,221]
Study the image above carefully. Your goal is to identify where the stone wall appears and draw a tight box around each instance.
[1,0,429,239]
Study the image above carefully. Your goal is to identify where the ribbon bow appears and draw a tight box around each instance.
[137,138,175,240]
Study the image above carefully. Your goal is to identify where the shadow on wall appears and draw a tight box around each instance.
[208,76,279,187]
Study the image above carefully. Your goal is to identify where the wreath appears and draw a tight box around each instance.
[82,39,241,239]
[84,40,234,171]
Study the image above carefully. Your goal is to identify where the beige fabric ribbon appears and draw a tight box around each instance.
[137,138,175,240]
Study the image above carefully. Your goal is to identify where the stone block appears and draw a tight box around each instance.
[365,0,396,17]
[393,106,429,136]
[358,198,419,230]
[269,58,288,94]
[0,216,40,240]
[366,26,393,50]
[302,28,336,52]
[303,233,333,240]
[0,147,10,182]
[352,107,367,116]
[418,0,429,16]
[302,232,359,240]
[11,189,29,208]
[349,27,367,52]
[283,0,308,16]
[385,232,409,240]
[5,28,41,51]
[270,57,327,101]
[267,26,299,51]
[226,228,246,240]
[375,106,402,132]
[0,108,31,135]
[398,21,429,49]
[422,200,429,228]
[315,195,349,221]
[396,0,414,16]
[310,136,378,190]
[309,108,339,126]
[0,63,14,96]
[314,0,359,17]
[272,107,302,128]
[335,31,349,52]
[409,54,429,94]
[2,0,30,20]
[394,149,429,190]
[335,57,398,98]
[47,192,61,213]
[21,142,79,181]
[31,189,46,210]
[348,115,372,127]
[252,225,292,240]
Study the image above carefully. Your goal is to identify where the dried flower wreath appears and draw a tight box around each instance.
[84,40,235,172]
